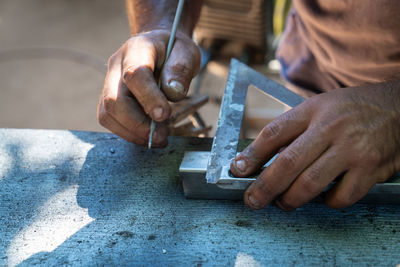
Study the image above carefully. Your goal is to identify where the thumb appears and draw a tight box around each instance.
[161,38,200,102]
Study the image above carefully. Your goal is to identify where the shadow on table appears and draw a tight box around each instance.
[2,131,398,266]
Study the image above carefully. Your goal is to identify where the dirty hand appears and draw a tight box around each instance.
[97,30,200,147]
[231,82,400,210]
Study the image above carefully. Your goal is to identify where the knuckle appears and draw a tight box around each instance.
[133,34,146,42]
[254,175,278,201]
[315,118,338,137]
[316,122,332,137]
[175,38,200,74]
[306,95,319,106]
[171,62,193,78]
[313,109,351,136]
[299,168,321,195]
[277,149,300,170]
[123,65,147,83]
[252,179,272,199]
[364,148,382,166]
[146,29,169,38]
[127,34,149,48]
[348,138,382,167]
[326,191,355,209]
[307,93,325,109]
[260,121,281,141]
[102,95,116,115]
[278,197,297,211]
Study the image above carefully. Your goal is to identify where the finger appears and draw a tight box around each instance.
[98,52,144,144]
[99,50,168,147]
[151,122,169,148]
[98,107,146,145]
[275,147,348,211]
[323,169,377,209]
[243,127,329,210]
[231,105,310,177]
[122,36,171,122]
[161,38,200,102]
[99,109,168,148]
[113,94,169,147]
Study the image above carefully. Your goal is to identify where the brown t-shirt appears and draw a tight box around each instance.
[276,0,400,93]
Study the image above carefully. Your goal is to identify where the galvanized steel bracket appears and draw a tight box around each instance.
[206,59,303,188]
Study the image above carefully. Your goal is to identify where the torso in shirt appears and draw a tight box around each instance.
[277,0,400,93]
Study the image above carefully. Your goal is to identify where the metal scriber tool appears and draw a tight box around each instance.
[148,0,185,149]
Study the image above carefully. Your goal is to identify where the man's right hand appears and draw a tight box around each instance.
[97,29,200,147]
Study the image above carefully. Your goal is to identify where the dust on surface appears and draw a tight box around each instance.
[114,231,134,239]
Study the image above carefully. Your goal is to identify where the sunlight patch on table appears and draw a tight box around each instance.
[7,185,94,266]
[0,146,12,180]
[234,252,262,267]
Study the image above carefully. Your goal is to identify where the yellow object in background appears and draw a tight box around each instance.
[273,0,292,37]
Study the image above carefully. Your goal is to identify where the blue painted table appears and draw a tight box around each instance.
[1,129,399,266]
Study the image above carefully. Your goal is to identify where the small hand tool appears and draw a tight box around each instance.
[148,0,185,149]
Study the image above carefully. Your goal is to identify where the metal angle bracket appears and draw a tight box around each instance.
[205,59,304,189]
[179,59,400,202]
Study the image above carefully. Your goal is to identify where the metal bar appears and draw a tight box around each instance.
[206,59,244,183]
[183,151,400,203]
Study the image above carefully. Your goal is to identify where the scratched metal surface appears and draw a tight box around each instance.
[206,59,304,184]
[1,129,400,266]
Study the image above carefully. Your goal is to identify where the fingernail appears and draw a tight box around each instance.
[168,80,185,94]
[248,194,261,209]
[235,159,247,173]
[153,107,163,120]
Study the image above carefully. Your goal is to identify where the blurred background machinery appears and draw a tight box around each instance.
[192,0,292,137]
[195,0,291,63]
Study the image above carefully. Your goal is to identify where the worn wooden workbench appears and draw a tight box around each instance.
[1,128,399,266]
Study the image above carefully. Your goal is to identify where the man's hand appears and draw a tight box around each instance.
[230,82,400,210]
[97,30,200,147]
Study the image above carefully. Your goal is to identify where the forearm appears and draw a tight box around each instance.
[125,0,203,36]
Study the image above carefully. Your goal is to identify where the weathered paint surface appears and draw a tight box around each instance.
[1,129,400,266]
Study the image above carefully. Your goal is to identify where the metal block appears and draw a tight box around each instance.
[180,151,400,203]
